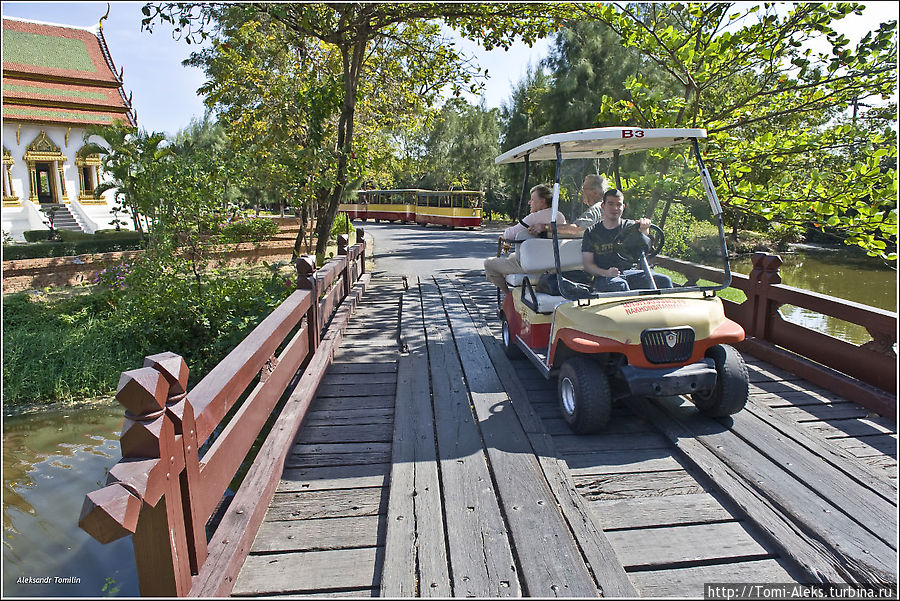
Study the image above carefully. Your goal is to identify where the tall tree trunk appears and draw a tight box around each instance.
[658,196,673,229]
[314,37,367,259]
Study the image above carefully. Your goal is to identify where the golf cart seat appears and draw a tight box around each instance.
[506,238,584,312]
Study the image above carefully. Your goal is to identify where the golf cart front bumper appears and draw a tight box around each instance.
[620,359,717,397]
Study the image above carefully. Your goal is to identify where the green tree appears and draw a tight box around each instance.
[83,122,170,239]
[498,18,680,221]
[581,2,897,260]
[541,18,672,134]
[142,3,565,259]
[410,98,502,192]
[183,11,340,256]
[499,66,554,219]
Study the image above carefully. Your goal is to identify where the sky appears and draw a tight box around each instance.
[2,2,895,137]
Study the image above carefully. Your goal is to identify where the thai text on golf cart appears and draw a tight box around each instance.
[16,576,81,584]
[622,298,687,315]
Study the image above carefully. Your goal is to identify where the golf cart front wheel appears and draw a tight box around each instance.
[691,344,749,417]
[500,314,521,358]
[558,357,612,434]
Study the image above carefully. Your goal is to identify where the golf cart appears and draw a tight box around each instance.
[494,127,749,433]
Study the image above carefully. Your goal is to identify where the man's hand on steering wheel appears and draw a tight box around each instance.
[615,222,665,263]
[636,217,652,235]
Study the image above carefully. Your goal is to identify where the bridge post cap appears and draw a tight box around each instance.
[79,485,141,543]
[143,352,189,396]
[749,252,783,284]
[750,252,783,270]
[296,255,316,276]
[337,234,349,254]
[116,367,168,415]
[355,228,365,243]
[120,415,166,459]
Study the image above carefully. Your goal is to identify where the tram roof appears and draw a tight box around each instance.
[494,127,706,165]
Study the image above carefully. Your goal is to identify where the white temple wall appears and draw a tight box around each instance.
[2,122,135,241]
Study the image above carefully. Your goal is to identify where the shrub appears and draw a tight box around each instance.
[654,202,694,257]
[2,233,144,260]
[93,261,133,290]
[23,229,51,242]
[2,265,293,406]
[57,229,93,242]
[217,215,280,244]
[331,213,355,239]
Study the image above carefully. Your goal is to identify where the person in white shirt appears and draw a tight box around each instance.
[528,173,607,238]
[484,184,567,293]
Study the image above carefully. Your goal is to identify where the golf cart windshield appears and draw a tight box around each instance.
[494,126,732,300]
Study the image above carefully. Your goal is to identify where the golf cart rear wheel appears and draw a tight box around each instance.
[691,344,749,417]
[500,314,520,358]
[558,357,612,434]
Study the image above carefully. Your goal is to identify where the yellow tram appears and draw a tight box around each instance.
[339,189,483,229]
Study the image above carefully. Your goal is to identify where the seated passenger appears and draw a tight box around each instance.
[484,184,566,293]
[528,173,607,238]
[581,189,673,292]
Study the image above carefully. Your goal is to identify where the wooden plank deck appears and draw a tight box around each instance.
[232,270,897,597]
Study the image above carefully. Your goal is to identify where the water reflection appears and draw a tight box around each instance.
[731,249,897,346]
[2,403,139,597]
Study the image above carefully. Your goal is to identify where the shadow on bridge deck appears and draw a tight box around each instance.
[231,270,897,598]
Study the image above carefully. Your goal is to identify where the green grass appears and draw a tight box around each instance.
[652,265,747,304]
[2,291,143,405]
[2,266,294,408]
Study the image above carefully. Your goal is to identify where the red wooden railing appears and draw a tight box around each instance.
[655,252,897,419]
[79,230,368,597]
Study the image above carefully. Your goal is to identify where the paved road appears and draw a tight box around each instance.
[355,220,507,277]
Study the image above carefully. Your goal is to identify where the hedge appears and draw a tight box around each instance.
[3,232,144,260]
[23,230,51,242]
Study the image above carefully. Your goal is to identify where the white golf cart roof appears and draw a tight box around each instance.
[494,126,707,164]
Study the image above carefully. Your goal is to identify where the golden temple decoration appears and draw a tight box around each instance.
[23,130,65,162]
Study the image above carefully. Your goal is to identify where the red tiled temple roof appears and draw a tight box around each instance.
[2,17,136,127]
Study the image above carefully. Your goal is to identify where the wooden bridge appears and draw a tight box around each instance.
[79,231,897,597]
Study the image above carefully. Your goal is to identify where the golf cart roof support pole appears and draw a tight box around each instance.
[518,154,531,220]
[692,139,732,290]
[613,149,623,191]
[551,143,568,298]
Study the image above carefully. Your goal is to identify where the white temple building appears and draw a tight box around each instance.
[2,15,137,240]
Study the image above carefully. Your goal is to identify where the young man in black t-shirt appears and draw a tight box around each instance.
[581,189,673,292]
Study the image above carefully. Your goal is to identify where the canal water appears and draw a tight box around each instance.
[2,246,896,597]
[730,246,897,346]
[2,402,139,597]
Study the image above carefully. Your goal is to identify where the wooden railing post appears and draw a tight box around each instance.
[143,352,207,576]
[356,228,366,275]
[337,234,351,298]
[297,255,319,352]
[747,252,782,339]
[116,366,193,596]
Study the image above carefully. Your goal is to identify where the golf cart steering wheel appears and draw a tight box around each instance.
[615,223,665,263]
